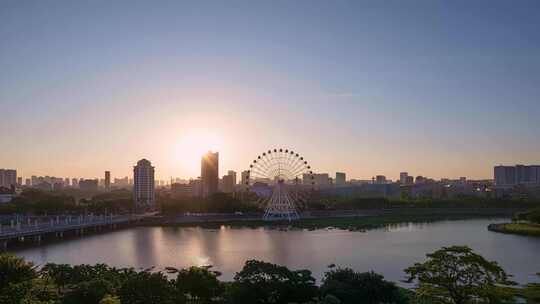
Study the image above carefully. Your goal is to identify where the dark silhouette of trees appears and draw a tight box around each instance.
[405,246,515,304]
[227,260,318,304]
[320,268,407,304]
[175,266,222,303]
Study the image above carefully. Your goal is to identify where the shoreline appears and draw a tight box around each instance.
[2,208,522,250]
[488,222,540,237]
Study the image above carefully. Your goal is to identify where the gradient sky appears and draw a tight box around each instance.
[1,0,540,181]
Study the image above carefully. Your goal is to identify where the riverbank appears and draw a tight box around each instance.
[488,222,540,237]
[145,208,521,230]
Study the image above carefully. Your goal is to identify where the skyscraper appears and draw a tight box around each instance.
[241,170,249,186]
[228,170,237,185]
[0,169,17,188]
[222,174,234,193]
[201,151,219,197]
[133,159,155,209]
[335,172,346,185]
[105,171,111,191]
[400,172,409,185]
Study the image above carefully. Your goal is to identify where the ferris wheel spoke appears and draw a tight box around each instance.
[289,157,307,178]
[249,167,271,181]
[258,154,274,174]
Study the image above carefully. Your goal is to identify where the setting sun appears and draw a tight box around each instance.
[174,129,224,178]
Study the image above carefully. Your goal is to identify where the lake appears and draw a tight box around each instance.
[11,218,540,285]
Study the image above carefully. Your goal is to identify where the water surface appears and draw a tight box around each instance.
[12,218,540,285]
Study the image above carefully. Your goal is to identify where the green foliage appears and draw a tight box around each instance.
[99,294,121,304]
[0,188,134,215]
[42,263,136,289]
[0,188,77,215]
[62,279,115,304]
[228,260,318,304]
[175,266,222,302]
[318,294,341,304]
[320,268,407,304]
[1,252,538,304]
[404,246,515,304]
[0,253,37,289]
[308,195,540,211]
[118,271,175,304]
[0,278,59,304]
[80,190,134,214]
[159,192,260,214]
[515,207,540,224]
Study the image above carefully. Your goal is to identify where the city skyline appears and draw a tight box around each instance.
[2,1,540,180]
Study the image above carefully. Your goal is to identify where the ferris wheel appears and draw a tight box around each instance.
[245,148,314,221]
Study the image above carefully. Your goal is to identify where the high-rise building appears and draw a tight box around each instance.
[133,159,155,209]
[375,175,387,184]
[222,174,234,193]
[79,179,98,191]
[308,173,330,187]
[335,172,346,185]
[400,172,409,185]
[494,165,540,186]
[171,182,192,198]
[17,177,23,186]
[241,170,249,186]
[406,176,414,185]
[0,169,17,188]
[25,178,31,186]
[201,151,219,197]
[71,178,79,188]
[228,170,237,185]
[105,171,111,191]
[64,178,70,187]
[114,177,129,188]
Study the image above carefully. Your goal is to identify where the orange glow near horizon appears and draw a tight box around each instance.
[173,129,225,178]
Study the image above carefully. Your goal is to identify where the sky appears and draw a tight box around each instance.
[1,0,540,181]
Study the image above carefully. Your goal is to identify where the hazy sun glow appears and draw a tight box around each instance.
[174,129,224,178]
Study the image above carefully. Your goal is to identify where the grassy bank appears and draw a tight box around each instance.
[488,222,540,237]
[150,213,508,231]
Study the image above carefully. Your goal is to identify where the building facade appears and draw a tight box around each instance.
[201,151,219,197]
[222,174,234,193]
[227,170,237,186]
[133,159,155,209]
[79,179,98,191]
[0,169,17,188]
[335,172,346,185]
[494,165,540,186]
[105,171,111,191]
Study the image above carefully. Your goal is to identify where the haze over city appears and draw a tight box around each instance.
[3,2,540,304]
[2,1,540,180]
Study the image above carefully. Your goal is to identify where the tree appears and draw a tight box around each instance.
[175,266,222,303]
[0,253,37,289]
[320,268,406,304]
[118,271,175,304]
[404,246,515,304]
[228,260,317,304]
[62,279,115,304]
